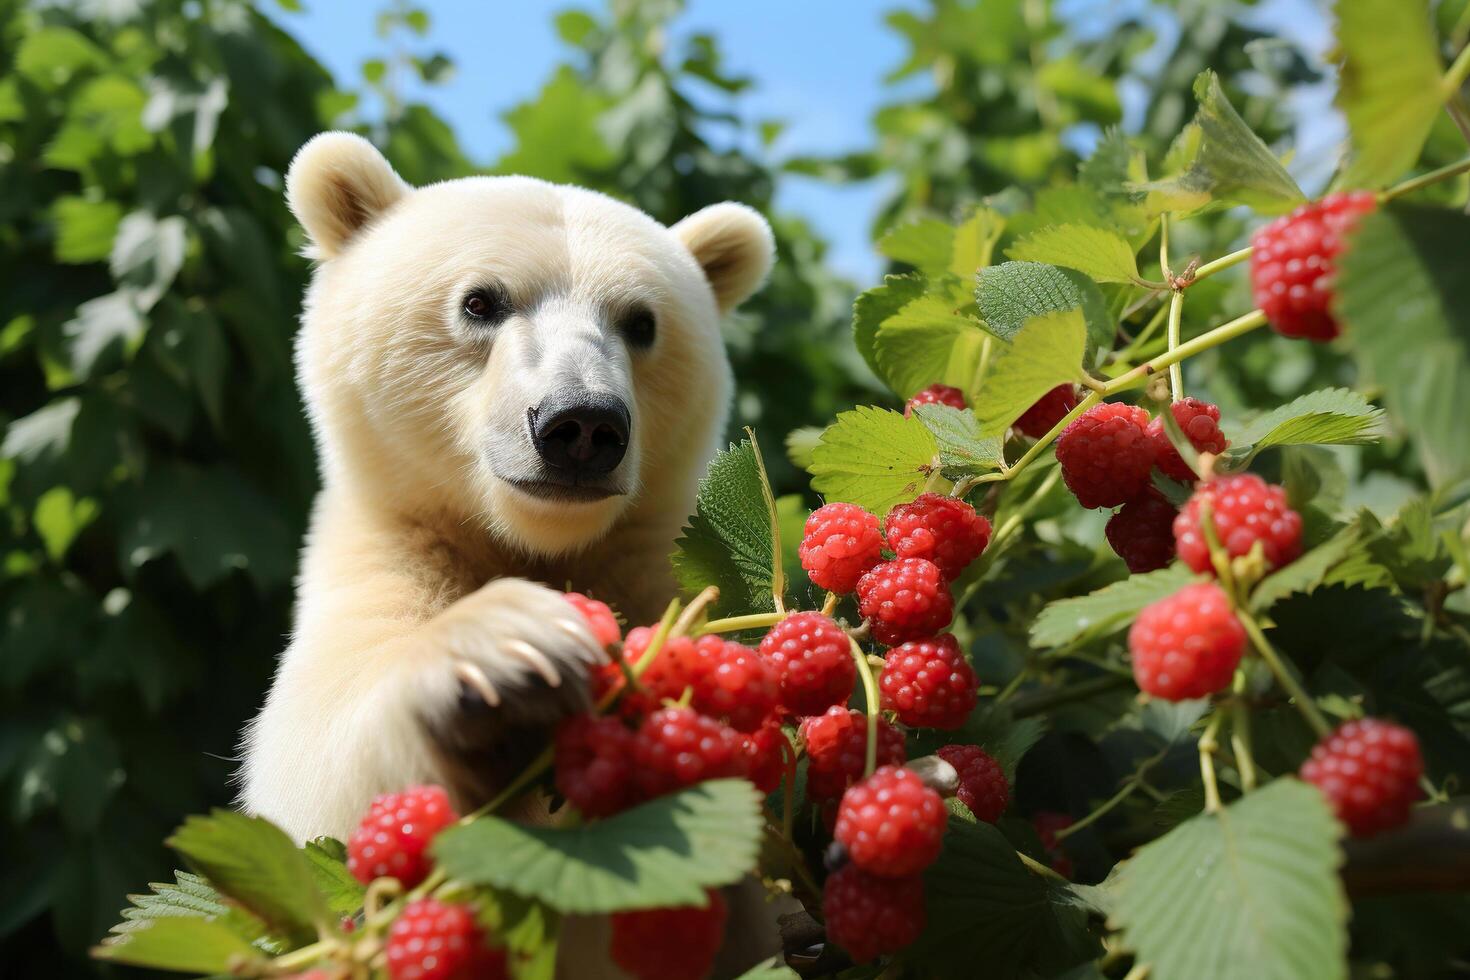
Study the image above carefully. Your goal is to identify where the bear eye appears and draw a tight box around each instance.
[620,307,657,350]
[462,285,513,324]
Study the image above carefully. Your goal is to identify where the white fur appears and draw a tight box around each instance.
[239,133,774,845]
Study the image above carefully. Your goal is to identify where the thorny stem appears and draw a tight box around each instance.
[849,636,882,777]
[1199,712,1224,813]
[1236,608,1332,738]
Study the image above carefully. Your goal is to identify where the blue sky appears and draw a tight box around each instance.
[266,0,1340,282]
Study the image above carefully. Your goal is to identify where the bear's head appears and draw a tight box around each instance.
[286,133,773,555]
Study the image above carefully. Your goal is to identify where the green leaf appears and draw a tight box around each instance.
[52,197,123,264]
[878,218,955,278]
[497,66,614,184]
[432,780,762,915]
[809,406,938,515]
[33,486,99,561]
[1219,388,1386,469]
[975,260,1113,362]
[852,274,926,380]
[92,915,264,974]
[969,309,1087,437]
[1337,206,1470,487]
[1249,519,1389,612]
[1006,225,1138,284]
[784,426,823,471]
[673,441,780,617]
[15,26,106,89]
[873,293,987,398]
[733,960,800,980]
[1113,779,1347,980]
[303,838,366,918]
[167,810,325,940]
[110,211,188,312]
[912,404,1002,477]
[1334,0,1444,189]
[62,291,146,379]
[1030,565,1199,649]
[1127,71,1305,217]
[950,207,1006,278]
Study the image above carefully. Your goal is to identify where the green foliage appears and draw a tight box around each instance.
[912,404,1003,479]
[93,915,265,974]
[431,780,763,915]
[809,406,938,514]
[1030,566,1199,649]
[975,260,1113,363]
[1005,224,1139,284]
[1219,388,1387,469]
[969,309,1087,437]
[673,440,781,616]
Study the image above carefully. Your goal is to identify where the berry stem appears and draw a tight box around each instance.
[820,591,839,617]
[461,744,555,824]
[627,599,682,684]
[1235,607,1332,738]
[848,636,882,777]
[270,938,340,972]
[1104,308,1268,396]
[1165,290,1185,403]
[1230,700,1258,793]
[673,585,721,636]
[1198,711,1224,813]
[698,611,786,635]
[1380,155,1470,202]
[744,427,787,614]
[1190,245,1252,282]
[1446,42,1470,94]
[1055,748,1165,841]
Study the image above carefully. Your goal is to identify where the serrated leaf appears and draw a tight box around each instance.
[1127,71,1304,217]
[950,207,1006,278]
[92,915,265,973]
[1337,206,1470,487]
[975,261,1113,363]
[118,871,227,921]
[873,293,987,398]
[673,441,780,617]
[1249,520,1387,612]
[1113,779,1347,980]
[432,780,762,915]
[303,838,366,918]
[809,406,938,515]
[970,309,1087,438]
[1030,565,1198,649]
[1006,225,1138,284]
[167,810,325,940]
[912,404,1002,477]
[1333,0,1444,189]
[1219,388,1386,469]
[852,274,926,379]
[878,218,955,278]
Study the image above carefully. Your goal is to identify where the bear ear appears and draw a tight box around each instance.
[672,202,775,313]
[286,132,410,260]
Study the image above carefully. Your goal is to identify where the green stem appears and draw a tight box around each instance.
[1116,300,1170,360]
[1166,290,1185,403]
[970,390,1103,487]
[1056,779,1140,841]
[699,611,786,635]
[1106,308,1267,396]
[1446,42,1470,94]
[271,939,337,972]
[848,636,882,776]
[1199,712,1223,813]
[1236,608,1332,738]
[1381,155,1470,202]
[1231,700,1257,792]
[1158,212,1172,280]
[1016,849,1069,882]
[994,668,1030,703]
[1190,245,1252,282]
[627,600,681,683]
[461,744,554,824]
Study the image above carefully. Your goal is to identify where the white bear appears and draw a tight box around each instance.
[238,132,774,848]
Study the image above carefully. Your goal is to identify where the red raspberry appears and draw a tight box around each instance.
[1148,398,1229,482]
[347,785,457,888]
[856,558,953,646]
[563,592,621,648]
[610,889,728,980]
[1014,384,1080,438]
[884,492,992,580]
[904,382,966,417]
[822,864,926,963]
[1056,403,1156,509]
[385,898,506,980]
[800,706,906,802]
[1106,489,1179,573]
[799,502,884,594]
[758,612,855,716]
[1128,582,1246,701]
[1301,719,1423,837]
[879,635,978,730]
[554,714,639,818]
[835,765,948,877]
[738,719,789,794]
[675,635,779,733]
[935,745,1009,823]
[1031,812,1075,878]
[1250,191,1376,341]
[1174,473,1302,574]
[632,707,744,798]
[608,627,696,718]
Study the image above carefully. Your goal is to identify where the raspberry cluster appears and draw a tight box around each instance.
[1148,397,1228,482]
[1251,192,1376,341]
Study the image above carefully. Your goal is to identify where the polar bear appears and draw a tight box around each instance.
[239,132,774,845]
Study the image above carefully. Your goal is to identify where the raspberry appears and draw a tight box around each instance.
[879,635,978,730]
[610,627,695,718]
[884,492,992,580]
[1174,473,1302,574]
[835,765,947,877]
[739,719,789,794]
[758,612,855,717]
[904,383,966,417]
[1031,811,1075,878]
[799,502,884,594]
[800,706,906,802]
[347,785,458,888]
[822,864,926,964]
[385,898,506,980]
[1250,191,1376,341]
[554,714,639,818]
[1014,384,1080,438]
[1300,719,1423,837]
[1056,403,1156,509]
[856,558,953,646]
[1106,489,1179,573]
[563,592,621,648]
[1148,397,1229,482]
[1128,582,1246,701]
[935,745,1009,823]
[609,889,728,980]
[675,635,779,733]
[632,707,744,798]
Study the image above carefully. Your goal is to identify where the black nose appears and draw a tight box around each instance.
[530,392,631,476]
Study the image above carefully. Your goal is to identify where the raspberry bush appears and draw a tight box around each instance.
[91,15,1470,980]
